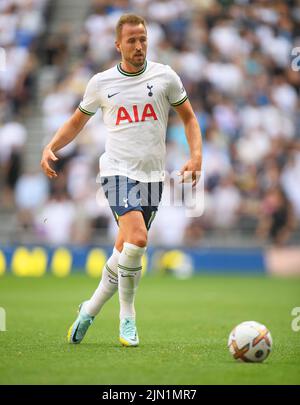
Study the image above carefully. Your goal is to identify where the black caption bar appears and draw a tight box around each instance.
[0,385,299,401]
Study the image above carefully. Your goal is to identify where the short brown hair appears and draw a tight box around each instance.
[116,14,147,40]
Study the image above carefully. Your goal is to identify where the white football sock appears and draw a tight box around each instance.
[85,247,120,317]
[118,242,146,320]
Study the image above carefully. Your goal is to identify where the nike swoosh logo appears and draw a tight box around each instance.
[108,276,118,284]
[108,92,120,98]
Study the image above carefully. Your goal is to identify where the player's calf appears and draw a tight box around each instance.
[118,242,145,345]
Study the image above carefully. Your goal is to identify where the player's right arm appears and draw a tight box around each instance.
[40,108,91,178]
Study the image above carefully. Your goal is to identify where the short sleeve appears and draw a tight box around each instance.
[166,66,188,107]
[78,75,101,116]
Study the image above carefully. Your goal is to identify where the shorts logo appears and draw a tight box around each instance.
[116,104,158,125]
[123,198,129,208]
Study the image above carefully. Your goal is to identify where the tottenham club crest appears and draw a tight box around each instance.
[147,84,153,97]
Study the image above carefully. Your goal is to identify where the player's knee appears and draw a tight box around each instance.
[128,228,147,247]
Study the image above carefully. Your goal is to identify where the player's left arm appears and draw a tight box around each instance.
[174,99,202,187]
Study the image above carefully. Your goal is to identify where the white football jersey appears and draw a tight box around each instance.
[79,60,187,182]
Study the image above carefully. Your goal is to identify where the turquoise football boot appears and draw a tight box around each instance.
[119,318,139,347]
[67,302,94,344]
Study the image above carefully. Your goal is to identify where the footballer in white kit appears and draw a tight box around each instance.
[41,14,202,347]
[79,60,188,231]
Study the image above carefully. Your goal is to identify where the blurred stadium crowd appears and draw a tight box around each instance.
[0,0,299,246]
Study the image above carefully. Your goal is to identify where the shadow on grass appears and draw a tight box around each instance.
[64,342,127,350]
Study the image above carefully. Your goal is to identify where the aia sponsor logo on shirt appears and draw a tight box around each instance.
[116,104,158,125]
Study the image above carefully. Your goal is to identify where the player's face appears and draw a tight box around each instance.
[116,23,147,68]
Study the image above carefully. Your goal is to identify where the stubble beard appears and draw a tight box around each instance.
[126,54,146,69]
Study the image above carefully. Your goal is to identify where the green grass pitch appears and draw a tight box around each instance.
[0,273,300,385]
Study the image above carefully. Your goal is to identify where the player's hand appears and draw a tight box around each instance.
[40,147,58,179]
[178,157,201,188]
